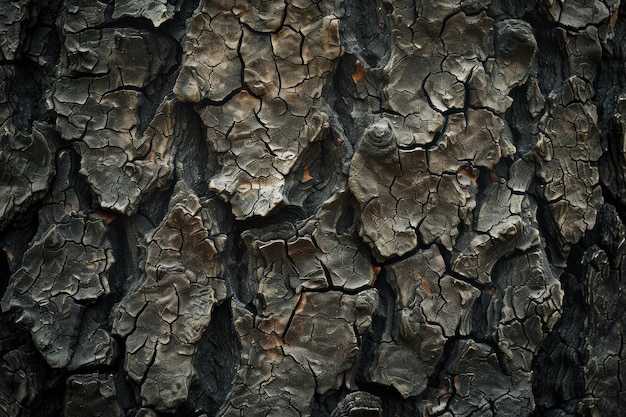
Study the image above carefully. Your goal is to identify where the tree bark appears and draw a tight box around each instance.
[0,0,625,416]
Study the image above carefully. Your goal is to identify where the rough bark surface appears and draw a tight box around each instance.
[0,0,625,416]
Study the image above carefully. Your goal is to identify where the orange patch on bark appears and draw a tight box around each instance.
[301,166,313,183]
[611,7,619,28]
[352,61,366,83]
[459,167,478,182]
[3,246,14,262]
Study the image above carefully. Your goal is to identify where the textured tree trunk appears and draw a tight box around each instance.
[1,0,625,416]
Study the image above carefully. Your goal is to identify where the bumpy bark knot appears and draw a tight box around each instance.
[360,119,397,159]
[330,392,382,417]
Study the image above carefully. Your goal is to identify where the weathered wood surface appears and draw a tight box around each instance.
[0,0,625,416]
